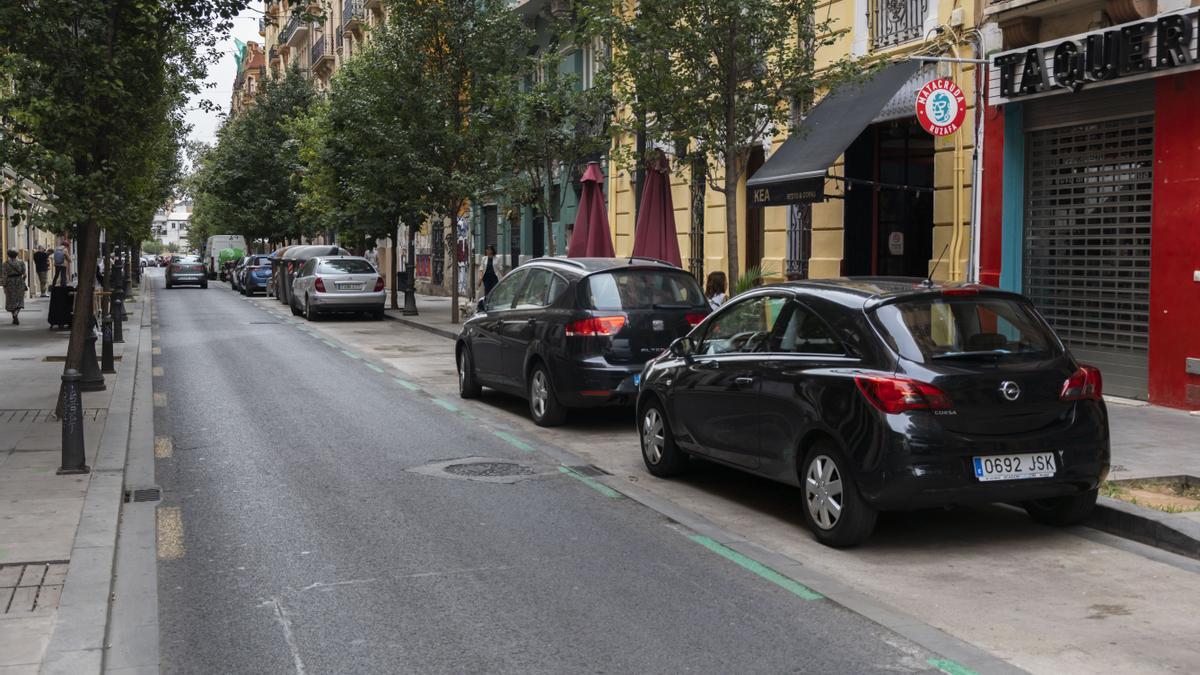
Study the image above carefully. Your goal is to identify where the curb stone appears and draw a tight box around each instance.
[1088,496,1200,561]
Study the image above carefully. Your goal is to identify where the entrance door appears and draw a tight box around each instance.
[842,120,934,277]
[1024,114,1155,399]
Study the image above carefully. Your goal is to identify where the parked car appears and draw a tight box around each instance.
[238,255,273,296]
[228,256,248,292]
[165,256,207,289]
[456,258,709,426]
[290,256,385,320]
[635,278,1110,548]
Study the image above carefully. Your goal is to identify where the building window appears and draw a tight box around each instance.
[870,0,928,50]
[580,38,605,90]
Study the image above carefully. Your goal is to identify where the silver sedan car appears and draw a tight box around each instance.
[290,256,386,320]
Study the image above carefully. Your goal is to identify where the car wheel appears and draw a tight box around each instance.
[304,295,318,321]
[372,308,385,321]
[165,281,172,289]
[1023,489,1098,526]
[457,347,482,399]
[201,281,208,289]
[640,399,687,477]
[290,297,301,316]
[800,442,877,548]
[527,363,566,427]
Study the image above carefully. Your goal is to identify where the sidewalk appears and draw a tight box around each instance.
[383,292,464,340]
[0,290,143,673]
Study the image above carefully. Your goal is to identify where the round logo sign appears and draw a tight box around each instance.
[916,79,966,137]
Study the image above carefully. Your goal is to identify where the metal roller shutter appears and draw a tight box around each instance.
[1024,114,1155,399]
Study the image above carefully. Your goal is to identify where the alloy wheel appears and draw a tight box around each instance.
[805,454,844,530]
[642,408,665,465]
[530,370,548,419]
[458,353,467,389]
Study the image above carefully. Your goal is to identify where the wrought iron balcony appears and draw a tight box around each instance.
[311,34,334,68]
[258,17,266,36]
[281,13,308,46]
[342,0,366,29]
[871,0,928,50]
[269,46,279,63]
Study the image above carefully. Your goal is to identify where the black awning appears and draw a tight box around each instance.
[746,60,923,207]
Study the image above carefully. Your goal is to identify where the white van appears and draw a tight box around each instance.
[205,235,248,279]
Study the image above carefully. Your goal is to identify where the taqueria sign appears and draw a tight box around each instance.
[988,8,1199,104]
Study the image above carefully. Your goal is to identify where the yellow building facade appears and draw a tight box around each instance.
[608,0,985,284]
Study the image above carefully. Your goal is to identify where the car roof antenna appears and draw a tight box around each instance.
[924,243,950,288]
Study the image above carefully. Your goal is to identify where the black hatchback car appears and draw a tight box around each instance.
[456,258,709,426]
[636,278,1110,547]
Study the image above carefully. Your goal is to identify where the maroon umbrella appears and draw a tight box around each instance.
[631,153,682,266]
[567,162,615,258]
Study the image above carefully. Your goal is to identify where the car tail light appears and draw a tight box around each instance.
[685,312,706,327]
[565,316,626,337]
[314,277,326,293]
[373,276,385,292]
[1061,365,1102,401]
[942,287,979,296]
[855,375,953,414]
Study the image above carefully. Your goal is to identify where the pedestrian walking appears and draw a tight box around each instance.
[705,271,727,310]
[32,245,50,296]
[4,250,28,325]
[51,244,71,287]
[479,245,501,297]
[365,246,379,270]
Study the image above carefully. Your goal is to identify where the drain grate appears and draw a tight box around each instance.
[567,465,611,477]
[124,487,162,503]
[0,561,68,614]
[445,461,536,478]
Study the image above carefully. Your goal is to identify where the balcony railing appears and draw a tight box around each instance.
[311,34,334,66]
[342,0,366,28]
[282,13,305,45]
[269,47,279,63]
[870,0,927,49]
[258,16,266,36]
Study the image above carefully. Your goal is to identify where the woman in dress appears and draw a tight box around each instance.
[479,245,500,297]
[4,250,27,325]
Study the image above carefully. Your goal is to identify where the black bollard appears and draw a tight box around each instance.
[112,292,124,343]
[58,369,91,475]
[101,313,115,373]
[79,326,107,392]
[402,269,419,316]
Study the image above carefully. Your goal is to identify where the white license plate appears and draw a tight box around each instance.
[973,452,1056,482]
[336,283,364,291]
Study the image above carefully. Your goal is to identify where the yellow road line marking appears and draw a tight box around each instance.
[151,347,161,355]
[153,392,167,407]
[154,436,172,459]
[152,366,164,377]
[157,507,185,560]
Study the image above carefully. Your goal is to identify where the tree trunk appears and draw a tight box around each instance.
[57,221,100,414]
[544,158,557,257]
[723,162,740,290]
[448,215,459,324]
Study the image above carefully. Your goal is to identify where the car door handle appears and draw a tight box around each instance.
[734,376,755,387]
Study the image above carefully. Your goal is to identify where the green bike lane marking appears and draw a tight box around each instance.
[364,363,385,374]
[430,398,459,412]
[341,350,361,359]
[493,431,534,453]
[558,466,621,499]
[394,378,420,391]
[686,535,823,601]
[322,340,338,348]
[926,659,977,675]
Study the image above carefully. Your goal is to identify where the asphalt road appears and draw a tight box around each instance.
[152,274,946,674]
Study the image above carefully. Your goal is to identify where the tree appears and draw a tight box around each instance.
[1,0,241,390]
[190,68,316,251]
[593,0,860,286]
[380,0,528,322]
[506,42,612,258]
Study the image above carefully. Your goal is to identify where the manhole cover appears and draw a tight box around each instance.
[407,456,550,484]
[444,462,535,478]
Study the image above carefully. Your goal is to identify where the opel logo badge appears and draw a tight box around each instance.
[1000,381,1021,401]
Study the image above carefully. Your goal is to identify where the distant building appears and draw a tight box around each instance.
[231,41,267,117]
[151,198,193,250]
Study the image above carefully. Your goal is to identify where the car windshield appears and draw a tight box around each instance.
[318,259,375,274]
[584,270,706,311]
[873,296,1061,363]
[251,257,271,267]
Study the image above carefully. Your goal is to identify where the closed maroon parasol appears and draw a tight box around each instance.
[630,152,682,266]
[566,162,615,258]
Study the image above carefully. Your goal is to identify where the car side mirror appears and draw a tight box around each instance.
[669,337,695,358]
[477,298,487,313]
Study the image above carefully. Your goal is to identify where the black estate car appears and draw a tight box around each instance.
[456,258,709,426]
[636,278,1110,547]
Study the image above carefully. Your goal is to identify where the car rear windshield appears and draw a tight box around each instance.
[251,257,271,267]
[318,259,375,274]
[873,296,1062,363]
[584,270,706,311]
